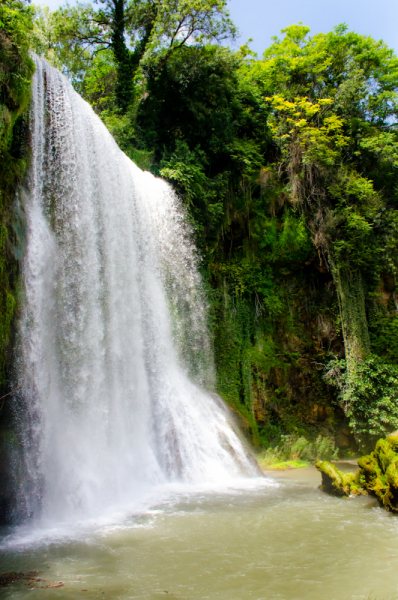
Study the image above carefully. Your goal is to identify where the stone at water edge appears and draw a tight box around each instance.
[357,435,398,512]
[316,434,398,512]
[315,461,364,497]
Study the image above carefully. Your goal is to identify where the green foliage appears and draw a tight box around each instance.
[312,434,339,461]
[136,43,257,244]
[0,0,34,386]
[242,24,398,426]
[160,141,226,227]
[211,296,261,445]
[258,433,338,467]
[326,357,398,450]
[36,0,237,111]
[141,0,237,65]
[0,4,33,109]
[82,50,116,112]
[29,4,92,93]
[261,459,309,471]
[245,24,398,371]
[8,7,398,450]
[0,1,34,113]
[368,301,398,363]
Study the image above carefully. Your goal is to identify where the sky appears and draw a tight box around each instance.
[227,0,398,56]
[35,0,398,57]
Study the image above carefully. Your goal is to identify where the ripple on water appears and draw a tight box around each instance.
[1,471,398,600]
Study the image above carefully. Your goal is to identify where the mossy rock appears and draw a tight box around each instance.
[315,461,365,497]
[357,436,398,512]
[317,435,398,512]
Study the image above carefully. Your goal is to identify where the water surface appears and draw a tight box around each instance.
[1,468,398,600]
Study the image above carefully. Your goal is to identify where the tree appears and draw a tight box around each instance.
[50,0,237,111]
[243,24,398,432]
[30,5,91,93]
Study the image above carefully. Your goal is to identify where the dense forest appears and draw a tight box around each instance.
[2,0,398,473]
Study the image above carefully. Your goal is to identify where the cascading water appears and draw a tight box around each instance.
[13,57,256,525]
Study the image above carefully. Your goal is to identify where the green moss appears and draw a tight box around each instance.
[318,435,398,511]
[258,433,338,474]
[259,459,310,470]
[315,460,364,497]
[211,281,340,449]
[357,435,398,511]
[0,1,35,389]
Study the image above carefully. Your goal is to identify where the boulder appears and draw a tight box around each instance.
[317,434,398,512]
[315,461,364,497]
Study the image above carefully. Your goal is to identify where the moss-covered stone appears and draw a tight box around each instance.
[317,434,398,511]
[357,435,398,512]
[315,461,364,497]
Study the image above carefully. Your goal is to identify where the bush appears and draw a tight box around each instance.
[258,433,339,467]
[325,357,398,451]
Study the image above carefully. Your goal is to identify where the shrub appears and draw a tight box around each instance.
[325,357,398,451]
[258,433,338,466]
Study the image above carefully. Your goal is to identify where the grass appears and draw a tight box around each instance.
[259,459,310,470]
[256,433,339,471]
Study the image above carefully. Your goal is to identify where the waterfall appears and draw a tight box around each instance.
[14,57,255,524]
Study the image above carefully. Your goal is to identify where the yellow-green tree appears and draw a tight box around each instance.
[242,24,398,431]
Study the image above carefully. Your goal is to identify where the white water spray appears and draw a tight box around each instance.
[15,57,255,524]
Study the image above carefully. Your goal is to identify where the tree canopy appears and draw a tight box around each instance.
[35,0,237,109]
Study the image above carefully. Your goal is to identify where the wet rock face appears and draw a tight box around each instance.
[317,434,398,512]
[335,425,355,449]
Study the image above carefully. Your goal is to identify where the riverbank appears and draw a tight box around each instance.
[259,459,310,470]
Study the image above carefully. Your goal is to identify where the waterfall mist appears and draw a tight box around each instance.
[13,57,255,525]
